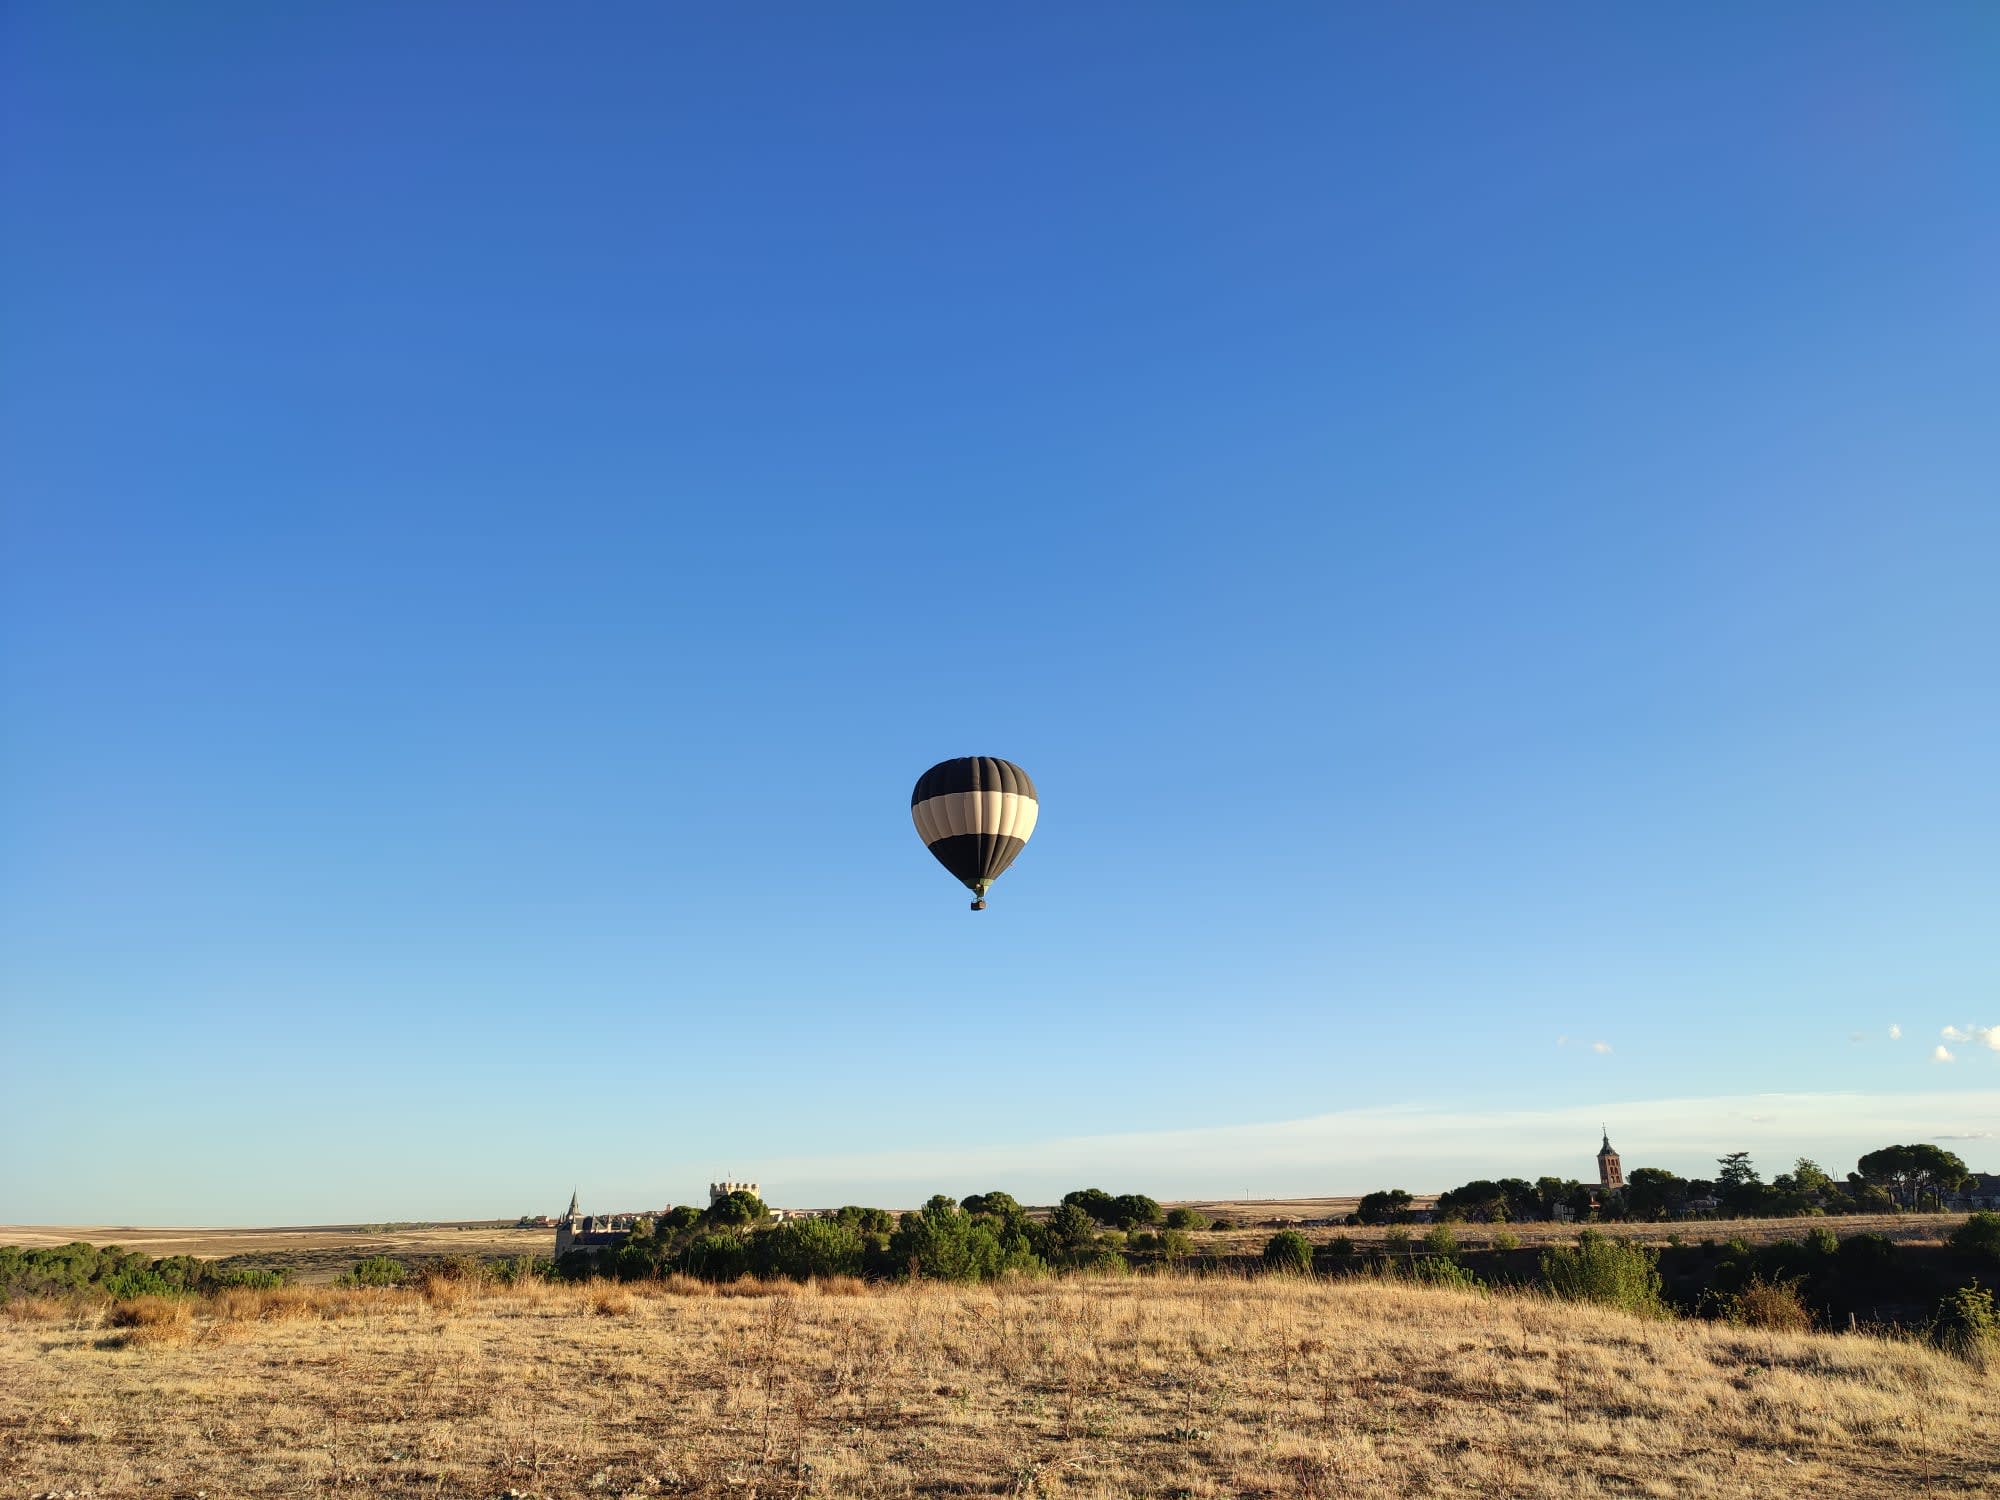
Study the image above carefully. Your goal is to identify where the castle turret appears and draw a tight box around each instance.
[1597,1128,1623,1192]
[556,1189,581,1257]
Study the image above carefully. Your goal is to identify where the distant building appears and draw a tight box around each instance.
[1947,1172,2000,1212]
[1597,1128,1624,1193]
[552,1191,665,1261]
[710,1180,760,1205]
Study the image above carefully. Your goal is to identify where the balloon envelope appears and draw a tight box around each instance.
[911,757,1038,902]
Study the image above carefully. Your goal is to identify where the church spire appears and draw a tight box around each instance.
[565,1189,580,1219]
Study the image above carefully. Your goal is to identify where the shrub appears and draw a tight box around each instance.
[1949,1212,2000,1265]
[1410,1256,1485,1292]
[1160,1230,1195,1262]
[1836,1232,1899,1286]
[1804,1225,1840,1257]
[1263,1231,1313,1276]
[1727,1276,1814,1332]
[1490,1228,1521,1252]
[762,1218,865,1281]
[588,1283,635,1317]
[678,1232,749,1282]
[419,1253,489,1284]
[1164,1207,1210,1231]
[106,1296,192,1347]
[1422,1223,1458,1260]
[1315,1235,1356,1273]
[1109,1194,1163,1229]
[489,1256,551,1285]
[1382,1227,1412,1256]
[1929,1282,1998,1364]
[340,1256,407,1288]
[890,1204,1043,1282]
[1071,1248,1128,1276]
[1539,1232,1667,1318]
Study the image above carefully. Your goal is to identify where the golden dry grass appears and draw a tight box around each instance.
[3,1273,1995,1498]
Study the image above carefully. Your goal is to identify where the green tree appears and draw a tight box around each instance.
[1061,1188,1116,1225]
[705,1190,768,1226]
[1164,1206,1211,1230]
[1108,1194,1163,1230]
[1356,1189,1413,1225]
[1623,1167,1689,1222]
[835,1206,896,1235]
[1715,1153,1768,1217]
[1857,1144,1971,1212]
[1044,1203,1102,1264]
[1433,1180,1510,1222]
[1840,1174,1898,1214]
[764,1217,865,1280]
[890,1203,1040,1282]
[678,1231,749,1281]
[962,1191,1022,1223]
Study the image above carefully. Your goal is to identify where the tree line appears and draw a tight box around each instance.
[560,1188,1218,1285]
[1377,1143,1979,1226]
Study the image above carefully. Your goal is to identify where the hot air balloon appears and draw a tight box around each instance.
[911,757,1038,910]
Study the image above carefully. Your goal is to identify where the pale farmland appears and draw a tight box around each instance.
[4,1272,1996,1499]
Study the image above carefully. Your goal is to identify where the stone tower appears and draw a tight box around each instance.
[556,1189,581,1258]
[1597,1128,1623,1192]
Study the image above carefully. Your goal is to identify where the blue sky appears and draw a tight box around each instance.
[3,4,1995,1223]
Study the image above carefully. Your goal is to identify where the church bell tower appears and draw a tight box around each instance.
[1597,1128,1623,1192]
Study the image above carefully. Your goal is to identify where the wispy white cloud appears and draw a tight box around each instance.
[1934,1045,1956,1064]
[747,1091,2000,1205]
[1889,1024,1903,1040]
[1591,1041,1613,1055]
[1941,1024,2000,1051]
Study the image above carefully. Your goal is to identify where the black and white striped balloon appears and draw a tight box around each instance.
[911,757,1038,910]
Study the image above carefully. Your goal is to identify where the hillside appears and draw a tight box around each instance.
[3,1273,1993,1498]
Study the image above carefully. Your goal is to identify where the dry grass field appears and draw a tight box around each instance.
[3,1272,1995,1499]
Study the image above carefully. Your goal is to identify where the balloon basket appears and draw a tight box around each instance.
[970,899,987,911]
